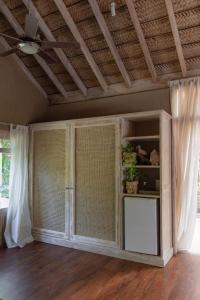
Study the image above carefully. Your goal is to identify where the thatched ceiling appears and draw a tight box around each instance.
[0,0,200,105]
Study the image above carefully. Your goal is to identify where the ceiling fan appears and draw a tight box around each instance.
[0,11,79,62]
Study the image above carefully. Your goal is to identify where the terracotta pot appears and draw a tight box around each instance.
[126,181,139,194]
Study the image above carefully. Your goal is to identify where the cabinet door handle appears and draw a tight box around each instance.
[65,187,74,190]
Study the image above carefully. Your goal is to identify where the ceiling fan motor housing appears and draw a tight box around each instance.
[18,41,40,54]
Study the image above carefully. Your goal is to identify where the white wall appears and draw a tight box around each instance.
[47,88,170,121]
[0,43,47,124]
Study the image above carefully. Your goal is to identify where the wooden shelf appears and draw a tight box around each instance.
[122,165,160,169]
[123,135,160,141]
[123,193,160,199]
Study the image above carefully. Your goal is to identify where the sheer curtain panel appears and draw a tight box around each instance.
[4,125,33,248]
[171,77,200,251]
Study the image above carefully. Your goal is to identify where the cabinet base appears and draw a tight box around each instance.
[33,229,173,267]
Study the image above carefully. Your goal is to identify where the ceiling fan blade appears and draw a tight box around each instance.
[25,14,39,39]
[41,41,79,49]
[0,32,22,42]
[37,49,58,63]
[0,47,18,57]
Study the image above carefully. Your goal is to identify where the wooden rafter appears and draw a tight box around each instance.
[34,55,69,98]
[0,37,47,100]
[88,0,132,88]
[53,0,108,91]
[164,0,187,76]
[22,0,87,96]
[125,0,157,81]
[0,0,69,99]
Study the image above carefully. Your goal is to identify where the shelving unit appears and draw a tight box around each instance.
[121,121,160,195]
[120,111,172,266]
[122,165,160,169]
[123,135,160,141]
[122,193,160,199]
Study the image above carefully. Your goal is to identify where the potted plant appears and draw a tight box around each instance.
[122,143,137,166]
[126,165,139,194]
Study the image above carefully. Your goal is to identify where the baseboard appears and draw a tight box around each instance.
[33,229,168,267]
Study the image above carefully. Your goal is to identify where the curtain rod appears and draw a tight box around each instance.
[168,75,200,86]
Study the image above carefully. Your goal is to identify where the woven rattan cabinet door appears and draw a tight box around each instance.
[33,129,67,234]
[74,124,116,242]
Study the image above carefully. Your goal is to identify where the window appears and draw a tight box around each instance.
[190,158,200,253]
[0,138,11,203]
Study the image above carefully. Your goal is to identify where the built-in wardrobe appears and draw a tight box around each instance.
[30,110,173,267]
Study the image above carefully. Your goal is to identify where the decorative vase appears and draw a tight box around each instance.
[126,181,139,194]
[150,149,159,166]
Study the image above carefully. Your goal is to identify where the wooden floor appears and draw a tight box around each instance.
[0,242,200,300]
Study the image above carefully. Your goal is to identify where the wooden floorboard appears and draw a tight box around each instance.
[0,242,200,300]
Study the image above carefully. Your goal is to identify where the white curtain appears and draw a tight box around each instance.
[171,77,200,251]
[4,125,33,248]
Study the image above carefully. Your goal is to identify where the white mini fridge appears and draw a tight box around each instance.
[124,197,159,255]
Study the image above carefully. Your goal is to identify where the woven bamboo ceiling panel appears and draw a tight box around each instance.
[0,0,200,104]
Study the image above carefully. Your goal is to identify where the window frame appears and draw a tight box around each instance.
[0,140,11,209]
[0,148,10,154]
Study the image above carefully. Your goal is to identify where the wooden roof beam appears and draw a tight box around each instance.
[49,66,200,104]
[49,79,167,104]
[0,0,69,99]
[88,0,132,88]
[0,37,47,100]
[125,0,157,81]
[53,0,108,91]
[22,0,87,96]
[164,0,187,76]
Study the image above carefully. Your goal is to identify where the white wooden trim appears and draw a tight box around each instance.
[171,116,177,254]
[64,124,70,238]
[30,110,170,128]
[163,247,174,266]
[32,227,65,238]
[30,122,67,131]
[29,128,34,224]
[69,125,76,239]
[71,235,117,249]
[159,115,163,257]
[115,121,122,249]
[33,229,170,267]
[71,120,118,128]
[159,113,173,258]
